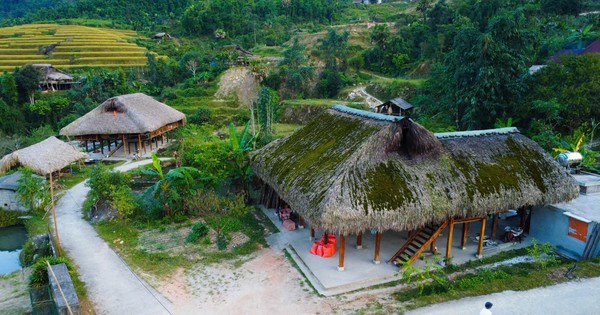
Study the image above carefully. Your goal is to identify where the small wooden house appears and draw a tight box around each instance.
[252,105,578,270]
[60,93,186,156]
[31,64,78,91]
[375,97,413,116]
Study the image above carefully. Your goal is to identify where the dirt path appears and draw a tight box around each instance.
[407,276,600,315]
[54,159,173,315]
[347,86,382,108]
[157,248,386,315]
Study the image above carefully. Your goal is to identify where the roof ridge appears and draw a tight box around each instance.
[435,127,520,139]
[331,104,404,122]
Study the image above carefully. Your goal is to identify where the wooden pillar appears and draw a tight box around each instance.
[338,233,345,271]
[298,215,304,229]
[373,231,382,264]
[138,135,143,154]
[491,213,499,241]
[519,207,529,231]
[122,135,128,156]
[310,227,315,241]
[100,140,104,154]
[85,141,88,152]
[461,223,470,250]
[477,217,487,258]
[446,219,454,258]
[430,237,437,253]
[92,141,96,152]
[142,139,146,154]
[356,231,363,249]
[161,134,164,145]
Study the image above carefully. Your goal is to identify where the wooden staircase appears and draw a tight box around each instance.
[388,221,449,265]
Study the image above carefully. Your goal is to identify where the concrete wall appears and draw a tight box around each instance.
[47,263,80,315]
[0,189,27,212]
[530,205,599,259]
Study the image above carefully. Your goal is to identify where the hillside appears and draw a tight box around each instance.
[0,24,154,71]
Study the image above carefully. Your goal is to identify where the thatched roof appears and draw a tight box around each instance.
[251,105,579,233]
[60,93,186,136]
[31,63,74,82]
[0,137,86,175]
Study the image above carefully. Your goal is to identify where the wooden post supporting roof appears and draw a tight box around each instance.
[477,217,487,258]
[446,218,455,258]
[122,135,127,156]
[338,234,345,271]
[374,231,382,264]
[491,213,499,240]
[357,231,363,249]
[310,227,315,241]
[461,223,470,250]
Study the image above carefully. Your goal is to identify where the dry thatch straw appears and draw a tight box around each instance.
[0,136,86,175]
[251,105,579,234]
[60,93,186,136]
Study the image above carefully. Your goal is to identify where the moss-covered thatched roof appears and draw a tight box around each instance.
[251,105,579,233]
[0,137,86,175]
[60,93,186,136]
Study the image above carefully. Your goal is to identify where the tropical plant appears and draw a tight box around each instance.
[142,153,201,217]
[229,121,256,194]
[16,168,49,212]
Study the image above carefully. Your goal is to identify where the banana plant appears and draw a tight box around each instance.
[142,153,201,217]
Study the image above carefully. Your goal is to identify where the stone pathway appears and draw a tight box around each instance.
[53,159,173,315]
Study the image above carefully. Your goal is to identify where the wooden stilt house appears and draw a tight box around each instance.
[59,93,186,157]
[251,105,579,270]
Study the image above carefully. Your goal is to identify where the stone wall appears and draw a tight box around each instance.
[47,263,80,315]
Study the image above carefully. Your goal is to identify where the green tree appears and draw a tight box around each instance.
[16,168,49,212]
[255,87,279,136]
[0,73,18,106]
[278,38,314,99]
[15,65,42,105]
[316,29,349,97]
[439,10,531,129]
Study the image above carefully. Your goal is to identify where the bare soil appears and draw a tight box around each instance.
[156,248,385,315]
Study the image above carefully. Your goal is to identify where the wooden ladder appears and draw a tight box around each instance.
[388,220,449,265]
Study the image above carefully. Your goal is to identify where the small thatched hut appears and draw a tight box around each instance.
[31,64,77,91]
[60,93,186,156]
[0,137,86,176]
[252,105,579,268]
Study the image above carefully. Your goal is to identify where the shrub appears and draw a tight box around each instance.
[189,107,214,125]
[29,256,74,288]
[0,208,21,227]
[186,222,209,243]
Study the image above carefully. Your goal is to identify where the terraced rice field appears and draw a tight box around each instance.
[0,24,155,71]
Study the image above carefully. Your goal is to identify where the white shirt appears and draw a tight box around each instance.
[480,308,492,315]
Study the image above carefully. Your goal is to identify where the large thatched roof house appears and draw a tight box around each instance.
[252,105,578,268]
[60,93,186,156]
[0,136,86,176]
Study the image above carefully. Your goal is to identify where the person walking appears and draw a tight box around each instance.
[480,302,493,315]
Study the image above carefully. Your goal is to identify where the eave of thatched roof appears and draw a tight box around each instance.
[251,106,579,234]
[59,93,186,136]
[0,137,86,175]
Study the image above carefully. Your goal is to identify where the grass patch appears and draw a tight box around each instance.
[95,220,184,277]
[392,254,600,311]
[0,208,22,227]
